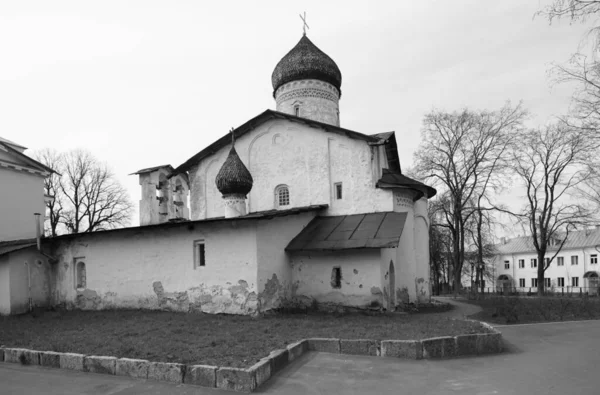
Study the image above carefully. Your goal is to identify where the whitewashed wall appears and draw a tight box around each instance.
[0,257,10,314]
[290,249,383,308]
[188,119,392,220]
[0,165,45,241]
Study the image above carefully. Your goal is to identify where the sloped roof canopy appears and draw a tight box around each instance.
[0,239,37,256]
[286,212,407,252]
[0,141,55,175]
[376,169,436,200]
[171,110,381,177]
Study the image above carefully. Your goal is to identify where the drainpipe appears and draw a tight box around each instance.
[26,262,32,312]
[34,213,41,251]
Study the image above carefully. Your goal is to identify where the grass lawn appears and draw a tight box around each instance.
[1,308,489,368]
[465,295,600,325]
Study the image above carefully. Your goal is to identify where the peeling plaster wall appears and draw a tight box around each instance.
[0,256,10,314]
[188,119,392,220]
[51,221,260,315]
[0,166,46,241]
[256,212,317,310]
[290,250,382,308]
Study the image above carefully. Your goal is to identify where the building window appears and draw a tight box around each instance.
[572,277,579,287]
[557,257,564,266]
[545,278,551,288]
[558,277,565,287]
[591,254,598,264]
[518,259,525,268]
[531,258,537,268]
[544,257,550,267]
[504,261,510,269]
[519,278,526,287]
[76,261,86,289]
[275,185,290,208]
[531,278,538,287]
[194,240,205,268]
[331,267,341,289]
[571,255,578,265]
[334,183,343,200]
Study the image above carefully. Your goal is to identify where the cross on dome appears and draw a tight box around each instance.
[299,11,309,36]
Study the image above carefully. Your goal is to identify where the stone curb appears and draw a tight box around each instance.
[0,324,502,393]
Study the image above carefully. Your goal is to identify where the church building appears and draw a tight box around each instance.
[3,32,436,315]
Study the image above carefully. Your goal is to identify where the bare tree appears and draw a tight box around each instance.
[32,149,64,237]
[60,150,133,233]
[538,1,600,25]
[511,123,598,295]
[32,149,133,234]
[414,102,527,295]
[429,198,453,295]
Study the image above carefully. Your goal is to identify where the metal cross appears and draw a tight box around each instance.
[230,127,235,145]
[299,12,309,35]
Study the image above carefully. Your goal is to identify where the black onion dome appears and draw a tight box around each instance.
[271,35,342,96]
[215,146,253,196]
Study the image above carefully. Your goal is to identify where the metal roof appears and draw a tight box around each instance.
[496,228,600,255]
[286,212,407,252]
[0,239,37,256]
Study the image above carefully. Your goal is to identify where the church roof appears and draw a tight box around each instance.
[376,169,437,199]
[271,34,342,96]
[215,146,253,196]
[171,110,380,176]
[286,212,407,252]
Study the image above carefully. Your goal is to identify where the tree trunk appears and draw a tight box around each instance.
[537,251,546,296]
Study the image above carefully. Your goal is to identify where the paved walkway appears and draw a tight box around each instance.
[430,296,483,319]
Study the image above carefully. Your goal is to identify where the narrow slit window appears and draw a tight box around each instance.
[194,240,205,268]
[335,183,343,200]
[294,105,300,117]
[331,267,341,289]
[76,261,86,289]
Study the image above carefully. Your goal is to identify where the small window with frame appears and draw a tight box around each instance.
[194,240,205,268]
[334,182,343,200]
[275,185,290,208]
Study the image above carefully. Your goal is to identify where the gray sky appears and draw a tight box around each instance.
[0,1,594,227]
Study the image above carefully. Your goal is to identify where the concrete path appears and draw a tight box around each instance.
[430,296,483,319]
[3,311,599,394]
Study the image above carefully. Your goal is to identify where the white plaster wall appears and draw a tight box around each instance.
[52,220,260,315]
[392,190,418,303]
[496,247,600,291]
[275,79,340,126]
[413,197,431,301]
[290,249,383,308]
[7,249,52,314]
[0,256,10,315]
[256,211,317,310]
[0,167,45,241]
[188,119,392,220]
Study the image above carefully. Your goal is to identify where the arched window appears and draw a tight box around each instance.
[275,185,290,208]
[76,261,86,289]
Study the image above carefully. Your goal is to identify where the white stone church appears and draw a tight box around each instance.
[2,33,436,315]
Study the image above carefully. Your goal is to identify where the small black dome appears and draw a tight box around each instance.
[215,146,253,196]
[271,35,342,96]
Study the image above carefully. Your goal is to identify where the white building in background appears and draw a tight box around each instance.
[493,229,600,295]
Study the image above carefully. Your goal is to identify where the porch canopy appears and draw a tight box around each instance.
[286,212,407,252]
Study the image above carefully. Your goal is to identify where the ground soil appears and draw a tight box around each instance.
[0,308,490,368]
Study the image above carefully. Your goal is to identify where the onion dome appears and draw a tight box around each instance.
[271,35,342,96]
[215,146,253,197]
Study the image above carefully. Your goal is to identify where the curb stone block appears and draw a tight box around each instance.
[216,367,256,393]
[40,351,61,368]
[307,338,341,353]
[287,340,308,362]
[340,339,381,356]
[381,340,423,359]
[148,362,184,383]
[455,334,478,356]
[422,337,456,359]
[477,333,502,354]
[59,353,85,371]
[268,349,289,374]
[84,356,117,375]
[4,348,39,365]
[184,364,218,388]
[247,358,271,388]
[116,358,149,379]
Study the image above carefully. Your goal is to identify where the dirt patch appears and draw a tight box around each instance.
[0,309,491,368]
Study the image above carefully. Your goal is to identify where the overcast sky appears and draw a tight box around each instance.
[0,1,595,227]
